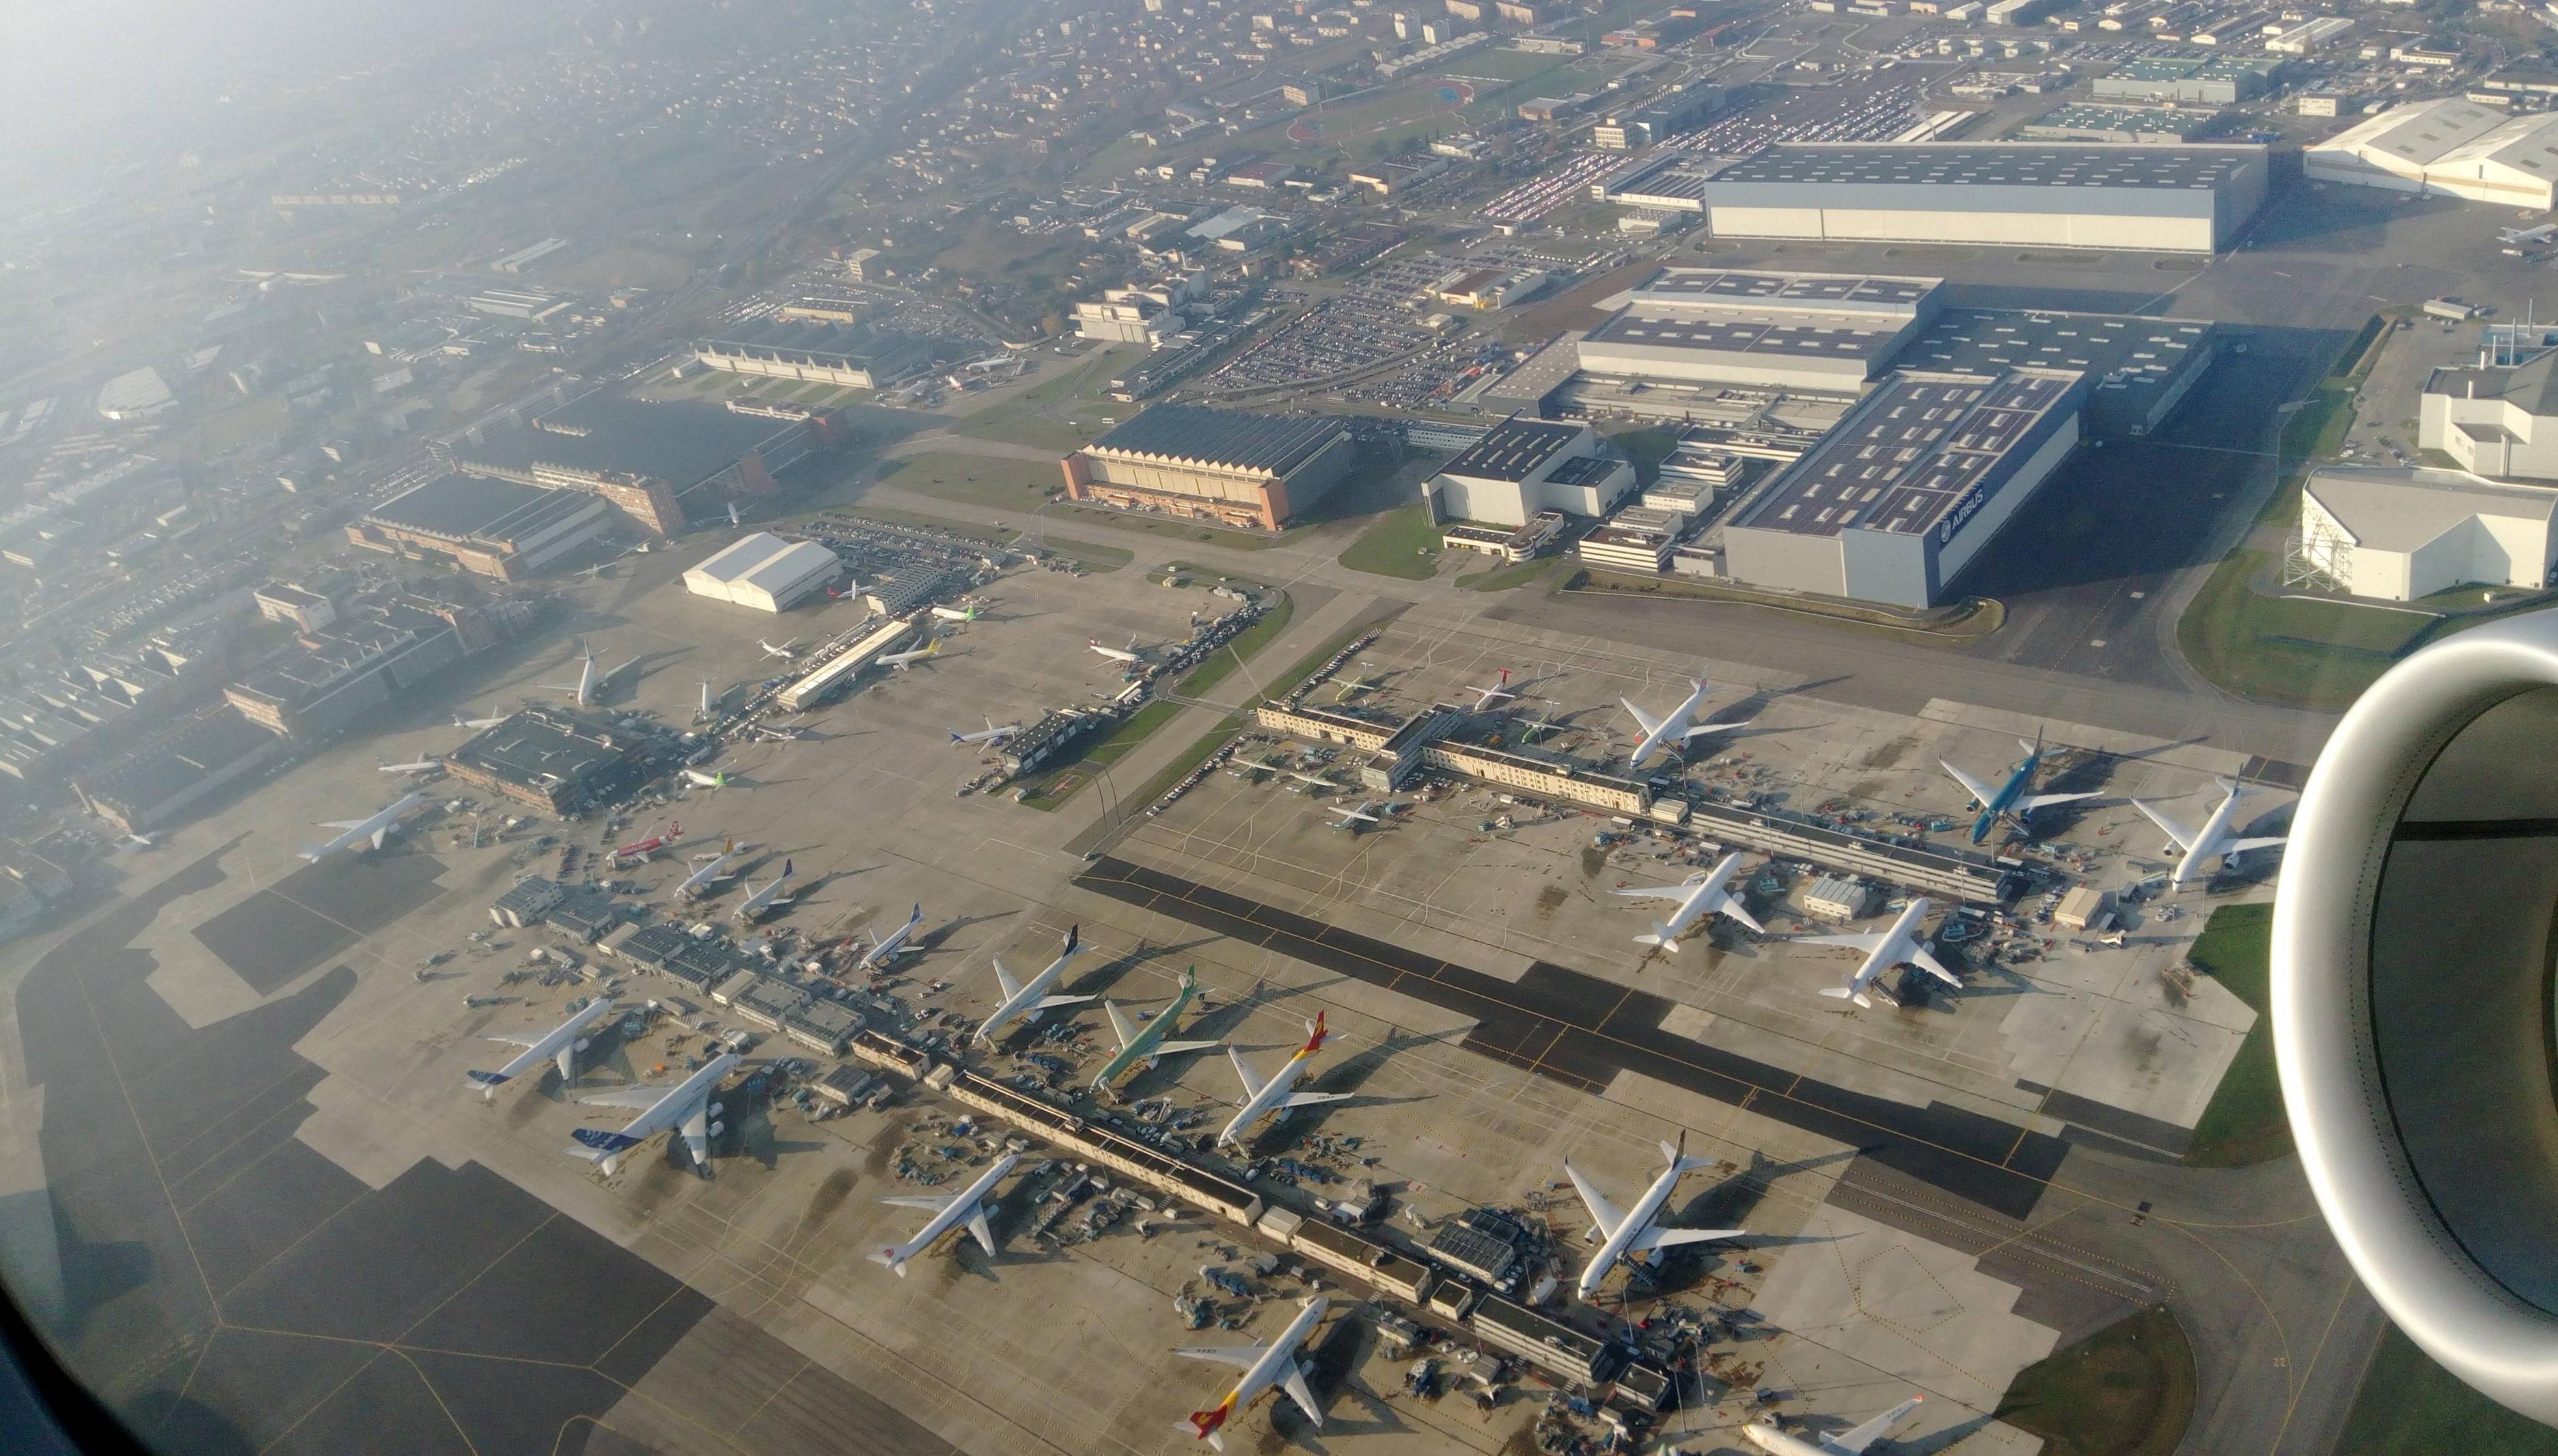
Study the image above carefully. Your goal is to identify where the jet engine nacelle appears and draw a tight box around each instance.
[573,1036,591,1052]
[709,1101,724,1118]
[708,1120,726,1138]
[2277,609,2558,1427]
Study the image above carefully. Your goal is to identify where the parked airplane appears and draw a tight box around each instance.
[1218,1013,1348,1148]
[113,834,154,853]
[951,718,1022,747]
[732,861,796,921]
[1092,966,1220,1091]
[747,717,810,743]
[2132,779,2289,890]
[1177,1295,1330,1450]
[452,704,508,730]
[544,642,643,707]
[1565,1134,1746,1301]
[466,997,618,1098]
[683,767,732,790]
[877,642,939,670]
[1614,852,1761,947]
[973,927,1093,1045]
[376,756,443,777]
[1792,898,1959,1008]
[675,840,743,898]
[758,637,802,661]
[931,601,982,623]
[1088,636,1142,664]
[299,792,428,862]
[1942,730,2097,844]
[1463,668,1516,711]
[869,1151,1021,1276]
[614,821,682,862]
[2501,222,2558,246]
[856,903,926,971]
[696,681,719,723]
[566,1052,741,1176]
[1621,668,1741,769]
[1742,1398,1923,1456]
[1325,801,1384,831]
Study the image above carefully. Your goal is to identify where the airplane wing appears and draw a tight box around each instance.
[2132,799,2202,852]
[1940,760,2000,809]
[1034,993,1096,1010]
[1790,931,1886,951]
[577,1087,665,1110]
[2020,789,2101,812]
[1828,1397,1923,1455]
[1627,1224,1745,1254]
[1910,948,1963,989]
[1281,1090,1349,1108]
[1278,1366,1323,1426]
[1229,1047,1266,1099]
[2227,834,2289,853]
[1151,1039,1220,1057]
[881,1194,956,1211]
[1611,883,1692,901]
[318,818,370,830]
[1103,1001,1141,1051]
[965,1205,999,1258]
[680,1101,710,1168]
[1718,898,1766,935]
[991,958,1022,1000]
[1172,1344,1266,1370]
[1563,1162,1625,1241]
[1621,698,1665,737]
[484,1030,549,1049]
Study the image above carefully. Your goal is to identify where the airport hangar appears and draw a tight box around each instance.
[691,316,940,390]
[441,392,844,538]
[2305,97,2558,210]
[345,471,614,580]
[1600,141,2270,253]
[680,530,843,612]
[1060,403,1357,531]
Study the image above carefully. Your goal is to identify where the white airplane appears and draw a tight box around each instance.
[1614,851,1762,947]
[1177,1295,1330,1450]
[566,1052,741,1176]
[113,834,154,853]
[870,1151,1021,1276]
[1742,1397,1924,1456]
[1463,668,1516,711]
[375,755,443,777]
[452,704,508,730]
[950,717,1022,747]
[877,642,939,670]
[299,793,428,862]
[1792,898,1959,1008]
[1621,668,1742,769]
[466,997,618,1099]
[857,903,926,970]
[1565,1135,1746,1302]
[1218,1013,1348,1149]
[1325,801,1384,831]
[747,717,810,743]
[2132,778,2289,890]
[973,927,1095,1046]
[683,767,732,790]
[544,643,644,707]
[1282,770,1336,793]
[758,637,803,661]
[732,860,796,921]
[675,840,744,898]
[1088,636,1142,664]
[931,601,982,623]
[2501,222,2558,246]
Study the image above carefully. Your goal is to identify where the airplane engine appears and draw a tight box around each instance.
[709,1101,724,1118]
[708,1121,726,1138]
[2275,609,2558,1426]
[572,1036,590,1052]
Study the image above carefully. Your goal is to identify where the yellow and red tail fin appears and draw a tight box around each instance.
[1302,1011,1329,1056]
[1187,1403,1230,1440]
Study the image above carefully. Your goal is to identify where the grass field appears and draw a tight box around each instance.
[1016,594,1296,809]
[1338,504,1443,579]
[2337,1325,2558,1455]
[1177,594,1295,700]
[2175,551,2428,711]
[950,345,1135,451]
[1118,714,1248,814]
[1457,557,1558,592]
[879,452,1057,513]
[1995,1307,2198,1456]
[2183,903,2290,1168]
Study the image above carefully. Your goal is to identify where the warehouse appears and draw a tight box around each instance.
[346,473,611,579]
[693,318,938,389]
[445,393,843,537]
[2016,104,2220,146]
[1894,307,2217,438]
[1578,269,1943,392]
[2292,466,2558,601]
[2423,350,2558,480]
[1425,417,1637,527]
[2306,99,2558,210]
[1061,404,1356,531]
[2091,55,2277,106]
[1688,142,2270,253]
[1721,369,2087,607]
[681,532,842,612]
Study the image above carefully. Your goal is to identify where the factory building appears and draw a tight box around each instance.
[2292,466,2558,601]
[2423,350,2558,480]
[1893,307,2216,439]
[72,704,287,836]
[1721,370,2086,607]
[2016,105,2220,146]
[2306,100,2558,210]
[1061,404,1356,531]
[1577,269,1943,392]
[680,532,843,612]
[1425,417,1637,527]
[2091,55,2277,106]
[1685,142,2269,253]
[691,318,938,390]
[443,394,840,538]
[346,473,612,579]
[443,709,676,814]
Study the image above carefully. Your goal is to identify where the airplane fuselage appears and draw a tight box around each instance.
[1627,677,1711,769]
[974,937,1085,1045]
[469,997,619,1097]
[570,1053,739,1173]
[860,908,924,970]
[1969,752,2044,844]
[876,1152,1019,1274]
[1851,898,1932,996]
[1219,1041,1321,1147]
[301,793,428,862]
[1093,979,1199,1090]
[1578,1161,1688,1301]
[2173,787,2251,888]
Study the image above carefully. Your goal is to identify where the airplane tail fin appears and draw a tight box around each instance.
[1303,1011,1329,1054]
[867,1246,911,1277]
[1185,1407,1230,1446]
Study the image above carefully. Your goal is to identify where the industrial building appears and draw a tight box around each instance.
[1680,142,2270,253]
[691,318,938,390]
[1893,307,2216,438]
[2306,100,2558,210]
[1061,404,1356,531]
[680,532,843,612]
[1073,275,1202,346]
[224,588,522,740]
[1577,269,1944,392]
[2292,466,2558,601]
[71,704,286,836]
[2017,105,2220,146]
[1425,417,1636,527]
[346,473,612,579]
[2091,55,2277,106]
[1720,370,2087,607]
[443,393,842,538]
[2423,350,2558,480]
[443,709,677,814]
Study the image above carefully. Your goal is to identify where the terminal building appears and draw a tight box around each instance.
[691,318,939,390]
[1424,417,1637,527]
[1720,370,2087,607]
[346,473,612,580]
[2292,465,2558,601]
[1060,404,1356,531]
[442,393,842,538]
[443,709,676,814]
[1668,142,2270,253]
[2306,99,2558,210]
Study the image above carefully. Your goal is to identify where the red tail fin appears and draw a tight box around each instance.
[1304,1011,1329,1054]
[1188,1408,1228,1440]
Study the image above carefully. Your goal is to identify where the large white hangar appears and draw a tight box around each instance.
[1686,142,2270,253]
[2305,98,2558,210]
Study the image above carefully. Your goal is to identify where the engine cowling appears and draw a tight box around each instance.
[2277,609,2558,1426]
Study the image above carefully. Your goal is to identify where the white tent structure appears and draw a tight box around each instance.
[681,532,842,612]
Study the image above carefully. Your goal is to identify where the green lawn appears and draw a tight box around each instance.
[2339,1325,2558,1455]
[2184,903,2290,1168]
[881,452,1057,513]
[1338,505,1443,580]
[950,345,1134,452]
[1457,557,1558,592]
[1177,594,1295,700]
[2175,551,2428,712]
[1996,1306,2198,1456]
[1120,715,1248,812]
